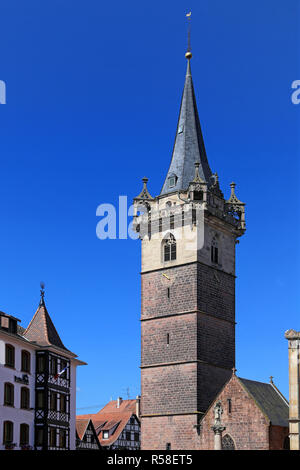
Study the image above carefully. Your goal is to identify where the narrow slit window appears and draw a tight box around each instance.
[211,238,219,264]
[227,398,232,414]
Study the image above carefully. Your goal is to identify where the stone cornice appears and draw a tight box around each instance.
[141,260,236,278]
[141,309,236,326]
[140,359,234,371]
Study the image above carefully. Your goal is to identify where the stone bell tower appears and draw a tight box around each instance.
[133,48,246,450]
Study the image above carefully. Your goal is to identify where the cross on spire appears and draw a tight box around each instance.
[160,22,213,195]
[186,11,192,58]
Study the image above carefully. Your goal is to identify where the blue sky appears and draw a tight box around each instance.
[0,0,299,412]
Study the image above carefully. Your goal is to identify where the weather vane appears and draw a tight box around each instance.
[40,281,45,305]
[186,11,192,59]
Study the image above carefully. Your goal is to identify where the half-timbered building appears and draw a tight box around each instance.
[77,398,140,450]
[0,287,86,450]
[76,418,101,450]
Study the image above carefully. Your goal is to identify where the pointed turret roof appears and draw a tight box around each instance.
[160,55,213,195]
[23,291,68,351]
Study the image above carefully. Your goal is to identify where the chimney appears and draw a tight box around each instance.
[117,397,122,408]
[136,395,141,418]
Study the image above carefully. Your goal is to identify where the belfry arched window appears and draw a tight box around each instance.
[222,434,235,450]
[163,234,176,262]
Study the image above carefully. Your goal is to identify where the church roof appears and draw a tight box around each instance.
[160,56,213,195]
[239,377,289,427]
[23,298,68,351]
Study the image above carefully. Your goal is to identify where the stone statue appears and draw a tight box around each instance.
[214,401,223,425]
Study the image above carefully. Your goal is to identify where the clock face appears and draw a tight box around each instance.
[160,271,177,287]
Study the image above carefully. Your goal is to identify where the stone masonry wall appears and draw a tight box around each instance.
[198,375,270,450]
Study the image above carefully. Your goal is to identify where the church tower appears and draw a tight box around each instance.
[133,47,246,450]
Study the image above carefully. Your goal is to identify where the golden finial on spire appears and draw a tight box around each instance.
[185,11,192,59]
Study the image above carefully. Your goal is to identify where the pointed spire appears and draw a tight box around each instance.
[23,284,68,351]
[161,50,213,195]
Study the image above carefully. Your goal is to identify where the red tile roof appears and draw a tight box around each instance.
[23,301,68,351]
[76,418,90,440]
[77,399,137,447]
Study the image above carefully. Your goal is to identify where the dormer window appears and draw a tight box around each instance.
[194,190,203,201]
[103,431,109,439]
[178,125,184,134]
[168,174,177,189]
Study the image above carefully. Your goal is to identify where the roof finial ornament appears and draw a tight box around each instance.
[40,281,45,306]
[185,11,192,60]
[192,161,204,183]
[134,177,154,201]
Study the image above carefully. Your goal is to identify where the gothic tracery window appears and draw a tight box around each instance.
[222,434,235,450]
[163,234,176,262]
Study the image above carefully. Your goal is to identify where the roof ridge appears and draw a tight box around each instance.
[270,381,289,406]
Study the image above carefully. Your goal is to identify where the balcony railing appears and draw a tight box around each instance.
[36,373,70,389]
[35,409,69,423]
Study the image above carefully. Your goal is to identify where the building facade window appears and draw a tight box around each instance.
[227,398,232,414]
[36,355,45,373]
[166,442,171,450]
[20,387,30,409]
[163,234,176,262]
[211,237,219,264]
[5,344,15,368]
[3,421,13,445]
[4,382,14,406]
[59,429,66,448]
[49,427,57,447]
[20,424,29,446]
[283,435,290,450]
[50,356,58,376]
[60,359,68,378]
[222,434,235,450]
[36,428,44,446]
[60,394,67,412]
[168,174,177,188]
[50,392,58,411]
[21,350,31,373]
[36,390,44,408]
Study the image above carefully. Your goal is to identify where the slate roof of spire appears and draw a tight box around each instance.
[23,298,68,351]
[160,57,213,195]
